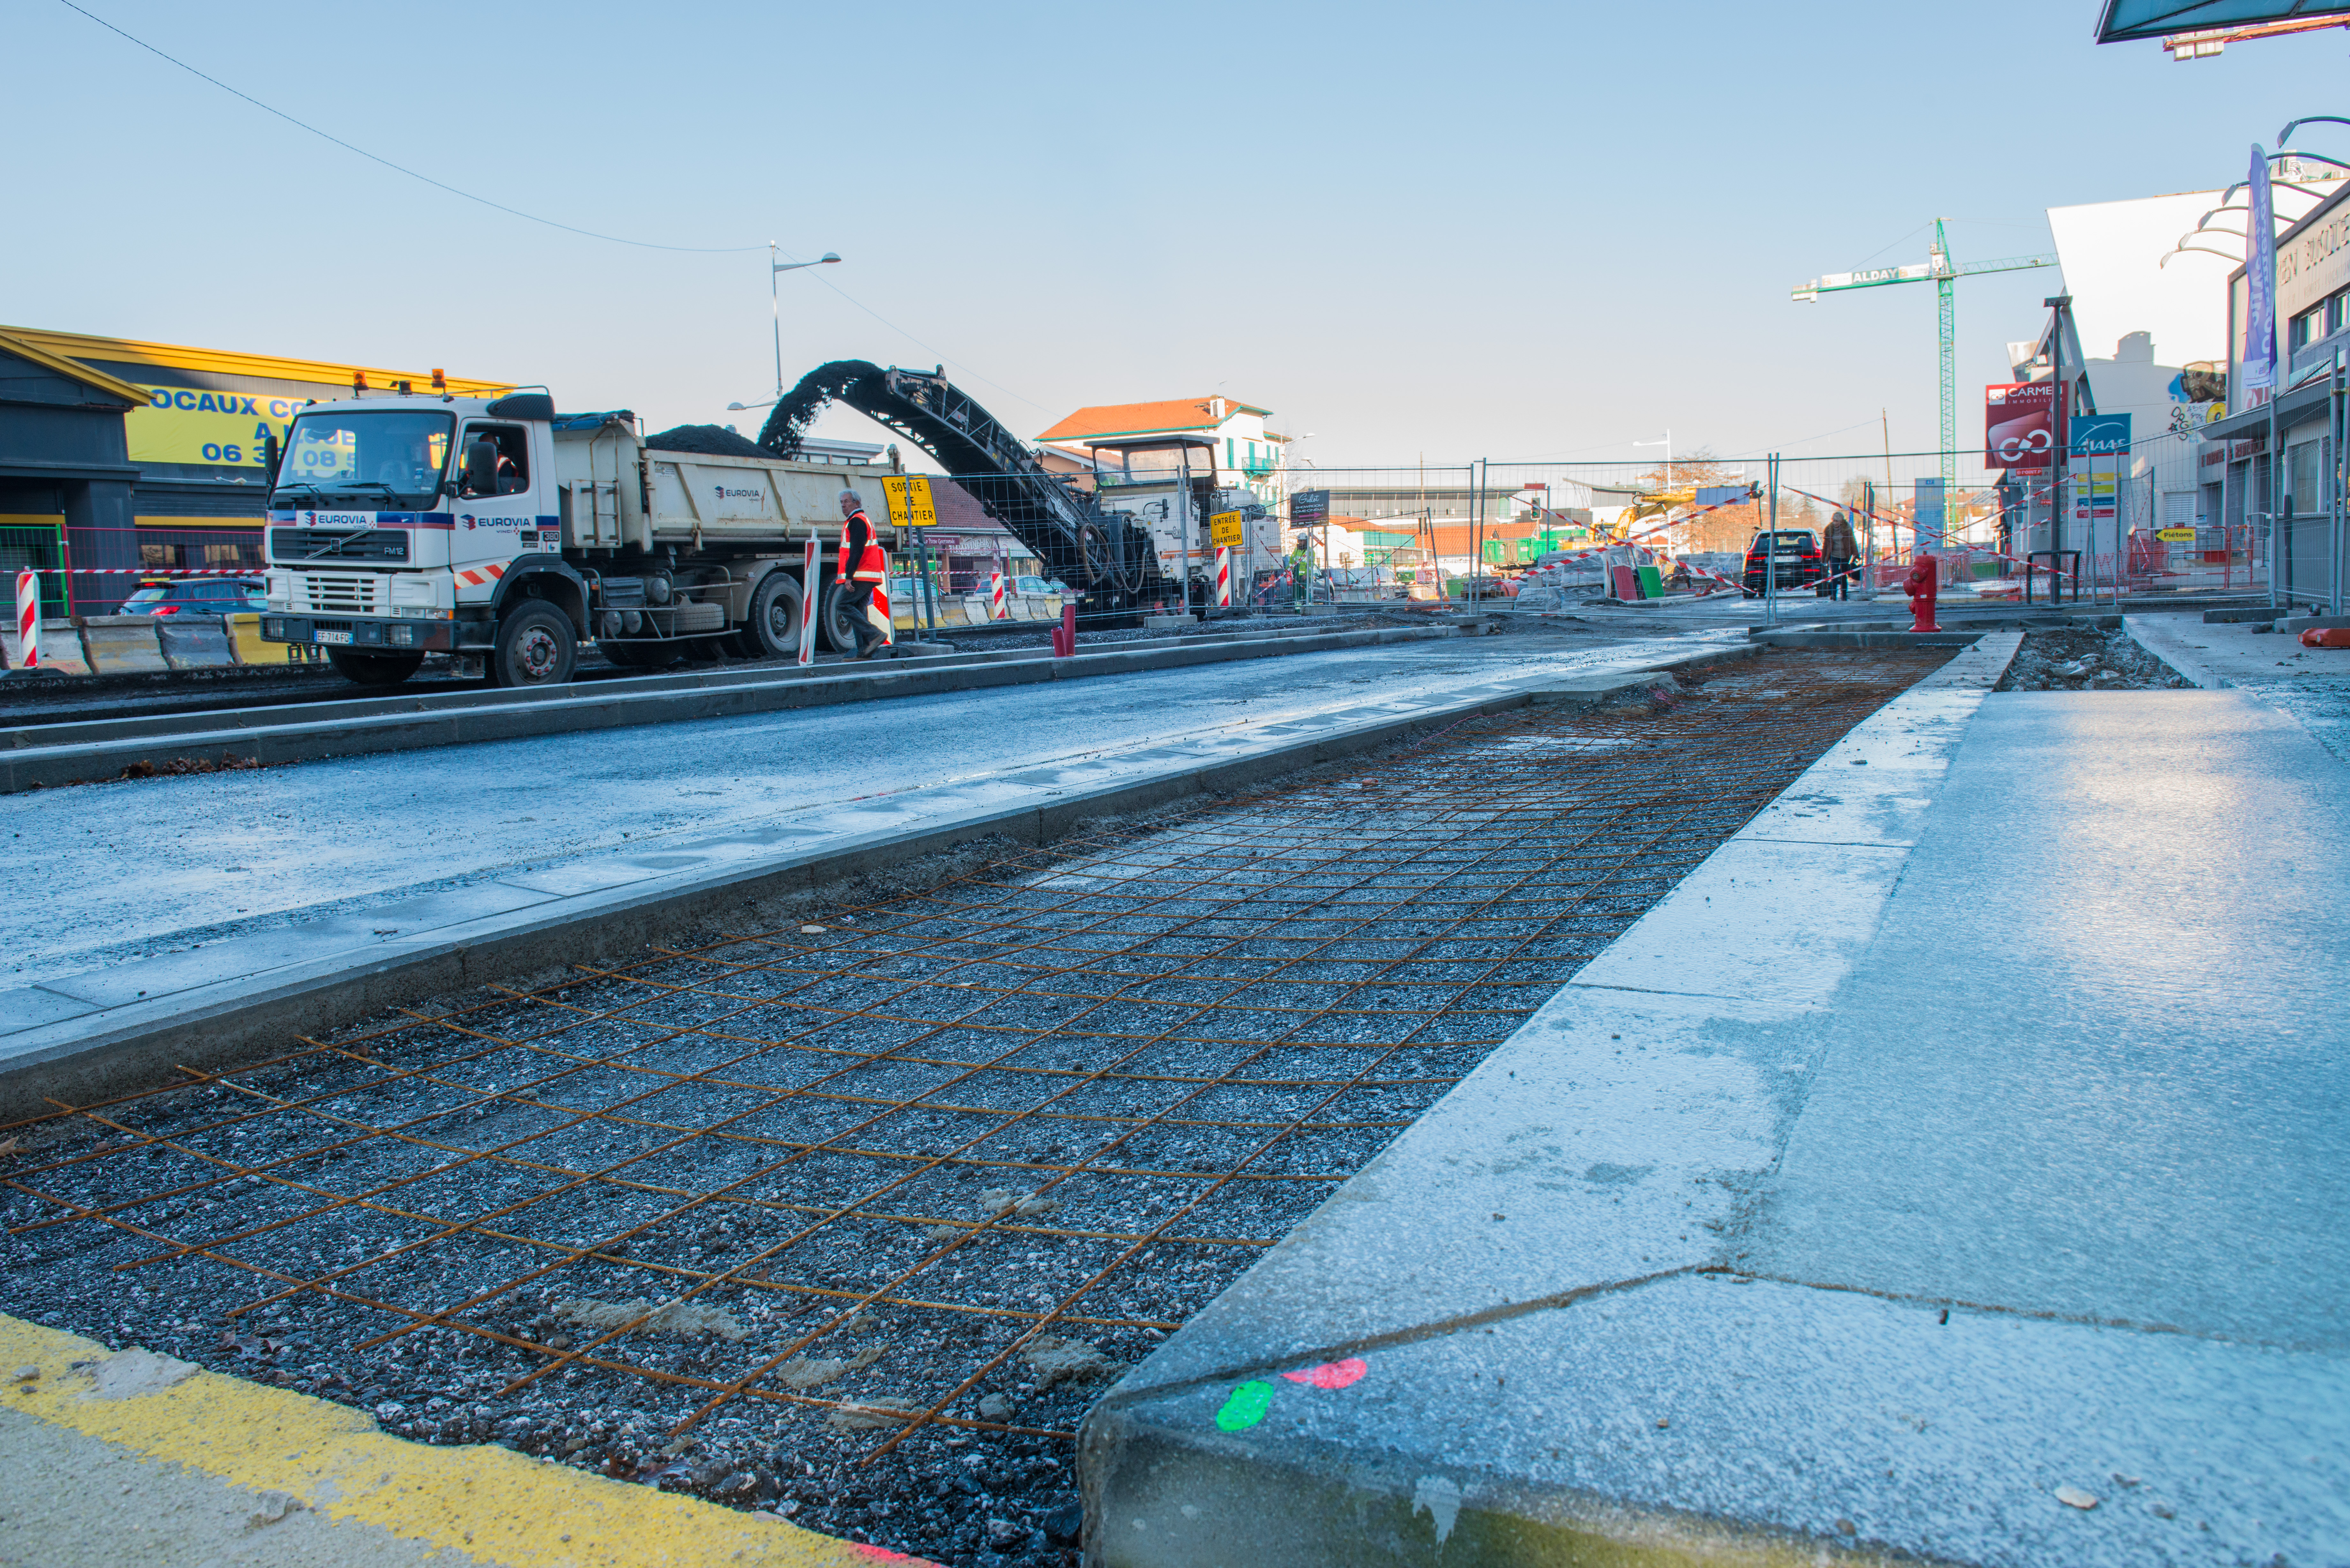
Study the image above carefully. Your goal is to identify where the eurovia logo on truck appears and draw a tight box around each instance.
[714,484,764,503]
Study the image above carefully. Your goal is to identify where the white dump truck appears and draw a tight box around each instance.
[259,390,903,686]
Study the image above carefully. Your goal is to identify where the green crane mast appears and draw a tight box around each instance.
[1792,219,2057,495]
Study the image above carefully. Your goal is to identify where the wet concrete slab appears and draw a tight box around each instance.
[1079,666,2350,1566]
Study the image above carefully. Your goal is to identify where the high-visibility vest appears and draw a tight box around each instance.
[838,511,887,584]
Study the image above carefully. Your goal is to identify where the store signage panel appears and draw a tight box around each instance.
[1986,382,2057,470]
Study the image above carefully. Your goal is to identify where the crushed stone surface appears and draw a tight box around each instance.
[0,651,1948,1568]
[1996,627,2191,691]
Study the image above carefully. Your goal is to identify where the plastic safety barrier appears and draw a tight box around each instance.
[76,616,169,675]
[2,619,90,675]
[157,616,235,671]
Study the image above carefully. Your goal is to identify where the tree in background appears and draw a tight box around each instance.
[1626,447,1762,554]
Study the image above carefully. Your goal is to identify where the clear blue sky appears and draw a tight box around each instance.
[8,0,2341,467]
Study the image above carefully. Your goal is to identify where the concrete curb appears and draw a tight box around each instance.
[1748,629,1984,650]
[2124,615,2227,689]
[0,643,1755,1120]
[0,1312,919,1567]
[0,622,1479,794]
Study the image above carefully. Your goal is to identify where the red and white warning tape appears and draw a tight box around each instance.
[12,567,259,577]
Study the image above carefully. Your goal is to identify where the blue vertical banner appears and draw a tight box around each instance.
[1914,478,1947,556]
[2246,144,2278,393]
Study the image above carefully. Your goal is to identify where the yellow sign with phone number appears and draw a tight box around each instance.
[125,383,326,468]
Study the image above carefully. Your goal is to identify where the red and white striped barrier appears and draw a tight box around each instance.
[14,571,37,670]
[989,569,1006,621]
[797,540,819,667]
[870,576,894,646]
[1215,547,1231,607]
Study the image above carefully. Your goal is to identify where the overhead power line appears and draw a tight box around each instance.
[55,0,1060,418]
[56,0,763,254]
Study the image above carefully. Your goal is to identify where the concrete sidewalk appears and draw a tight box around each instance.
[1080,649,2350,1565]
[2129,614,2350,765]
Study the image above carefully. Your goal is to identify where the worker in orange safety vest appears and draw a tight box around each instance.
[837,488,888,660]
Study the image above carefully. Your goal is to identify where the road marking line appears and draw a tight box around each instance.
[0,1312,930,1566]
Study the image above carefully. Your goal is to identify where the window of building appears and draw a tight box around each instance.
[2289,438,2324,514]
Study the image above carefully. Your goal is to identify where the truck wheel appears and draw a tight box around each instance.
[491,603,578,686]
[819,581,861,653]
[326,650,423,687]
[738,571,805,659]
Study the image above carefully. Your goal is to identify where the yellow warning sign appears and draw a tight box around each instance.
[2155,526,2197,543]
[1209,510,1244,547]
[882,475,937,528]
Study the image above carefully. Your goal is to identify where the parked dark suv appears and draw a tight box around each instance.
[116,577,268,615]
[1741,531,1823,597]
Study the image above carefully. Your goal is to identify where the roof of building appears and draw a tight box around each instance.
[1036,396,1273,443]
[0,328,149,405]
[0,325,509,397]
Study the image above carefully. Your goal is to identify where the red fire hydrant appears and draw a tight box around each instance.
[1902,553,1940,633]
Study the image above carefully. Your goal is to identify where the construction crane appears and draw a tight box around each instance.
[1792,219,2057,496]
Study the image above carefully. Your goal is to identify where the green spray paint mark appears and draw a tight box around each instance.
[1214,1379,1275,1431]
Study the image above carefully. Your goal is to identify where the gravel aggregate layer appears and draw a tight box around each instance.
[0,649,1947,1567]
[1994,627,2192,691]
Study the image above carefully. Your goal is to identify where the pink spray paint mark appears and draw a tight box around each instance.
[1280,1357,1368,1391]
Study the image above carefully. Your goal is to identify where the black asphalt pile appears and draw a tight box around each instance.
[646,425,772,459]
[0,649,1952,1568]
[1996,626,2191,691]
[758,361,888,456]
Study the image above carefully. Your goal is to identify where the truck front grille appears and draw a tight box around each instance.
[270,528,408,562]
[297,573,381,615]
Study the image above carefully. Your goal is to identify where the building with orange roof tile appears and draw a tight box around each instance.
[1034,395,1289,508]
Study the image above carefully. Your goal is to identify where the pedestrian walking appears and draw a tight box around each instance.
[1823,510,1859,601]
[837,488,889,659]
[1288,536,1315,612]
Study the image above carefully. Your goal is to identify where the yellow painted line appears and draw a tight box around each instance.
[0,1312,932,1567]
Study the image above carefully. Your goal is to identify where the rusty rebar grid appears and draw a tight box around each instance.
[0,650,1948,1518]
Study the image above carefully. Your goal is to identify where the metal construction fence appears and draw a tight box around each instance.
[1269,437,2278,604]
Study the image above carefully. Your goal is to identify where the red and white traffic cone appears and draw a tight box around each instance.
[797,541,819,666]
[14,571,38,671]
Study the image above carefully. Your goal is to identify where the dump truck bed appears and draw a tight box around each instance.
[552,419,903,551]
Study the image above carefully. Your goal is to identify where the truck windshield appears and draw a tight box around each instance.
[272,409,454,509]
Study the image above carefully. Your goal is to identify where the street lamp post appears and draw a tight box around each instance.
[727,247,842,415]
[1633,431,1672,488]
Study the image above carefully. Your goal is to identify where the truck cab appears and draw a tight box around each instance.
[259,388,893,687]
[261,390,582,685]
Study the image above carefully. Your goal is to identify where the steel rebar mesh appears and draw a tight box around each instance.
[0,648,1950,1566]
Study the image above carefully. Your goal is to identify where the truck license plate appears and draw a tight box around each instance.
[315,630,353,645]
